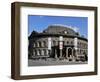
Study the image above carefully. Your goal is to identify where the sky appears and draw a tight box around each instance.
[28,15,88,38]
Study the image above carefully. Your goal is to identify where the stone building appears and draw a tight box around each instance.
[28,24,88,62]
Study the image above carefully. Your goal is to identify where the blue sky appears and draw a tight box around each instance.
[28,15,88,38]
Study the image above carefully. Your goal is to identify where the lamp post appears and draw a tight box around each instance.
[59,36,63,59]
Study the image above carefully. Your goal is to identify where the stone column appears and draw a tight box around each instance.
[66,48,68,59]
[55,49,58,59]
[59,36,63,59]
[48,37,51,56]
[59,49,63,59]
[74,37,78,61]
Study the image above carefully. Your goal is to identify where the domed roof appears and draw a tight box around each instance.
[43,24,77,35]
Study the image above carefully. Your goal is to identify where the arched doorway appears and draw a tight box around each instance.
[67,48,73,58]
[51,46,60,58]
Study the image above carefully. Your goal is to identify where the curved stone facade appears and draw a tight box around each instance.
[28,25,88,62]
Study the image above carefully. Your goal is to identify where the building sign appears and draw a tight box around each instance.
[48,37,51,50]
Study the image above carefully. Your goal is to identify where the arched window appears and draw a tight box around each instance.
[80,49,82,54]
[67,41,69,45]
[33,43,36,47]
[63,41,65,46]
[33,43,35,47]
[68,48,73,57]
[37,50,39,56]
[43,49,46,56]
[46,49,48,56]
[79,43,81,47]
[78,42,79,45]
[32,49,35,56]
[43,41,46,47]
[41,50,44,56]
[53,40,56,46]
[37,42,39,47]
[41,49,46,56]
[84,44,86,48]
[77,49,79,54]
[86,44,88,48]
[83,44,85,48]
[71,41,73,45]
[39,49,41,55]
[39,42,41,47]
[35,42,38,47]
[34,50,37,56]
[64,31,67,34]
[77,42,80,48]
[85,44,87,49]
[81,43,83,48]
[55,41,58,46]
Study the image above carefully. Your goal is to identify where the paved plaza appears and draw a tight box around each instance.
[28,58,87,66]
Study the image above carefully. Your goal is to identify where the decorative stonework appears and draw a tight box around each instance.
[28,25,88,65]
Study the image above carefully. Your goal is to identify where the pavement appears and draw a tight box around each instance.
[28,58,87,66]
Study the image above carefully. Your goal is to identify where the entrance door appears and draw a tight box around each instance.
[68,48,73,57]
[51,46,59,58]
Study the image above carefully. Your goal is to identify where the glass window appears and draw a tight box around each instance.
[67,41,69,44]
[37,50,39,56]
[53,40,56,46]
[44,49,46,56]
[41,50,44,56]
[64,31,67,34]
[71,41,73,45]
[32,49,35,56]
[35,50,37,56]
[39,49,41,55]
[39,42,41,47]
[43,41,46,47]
[35,42,38,47]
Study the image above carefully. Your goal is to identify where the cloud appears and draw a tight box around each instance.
[39,16,44,18]
[73,27,79,32]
